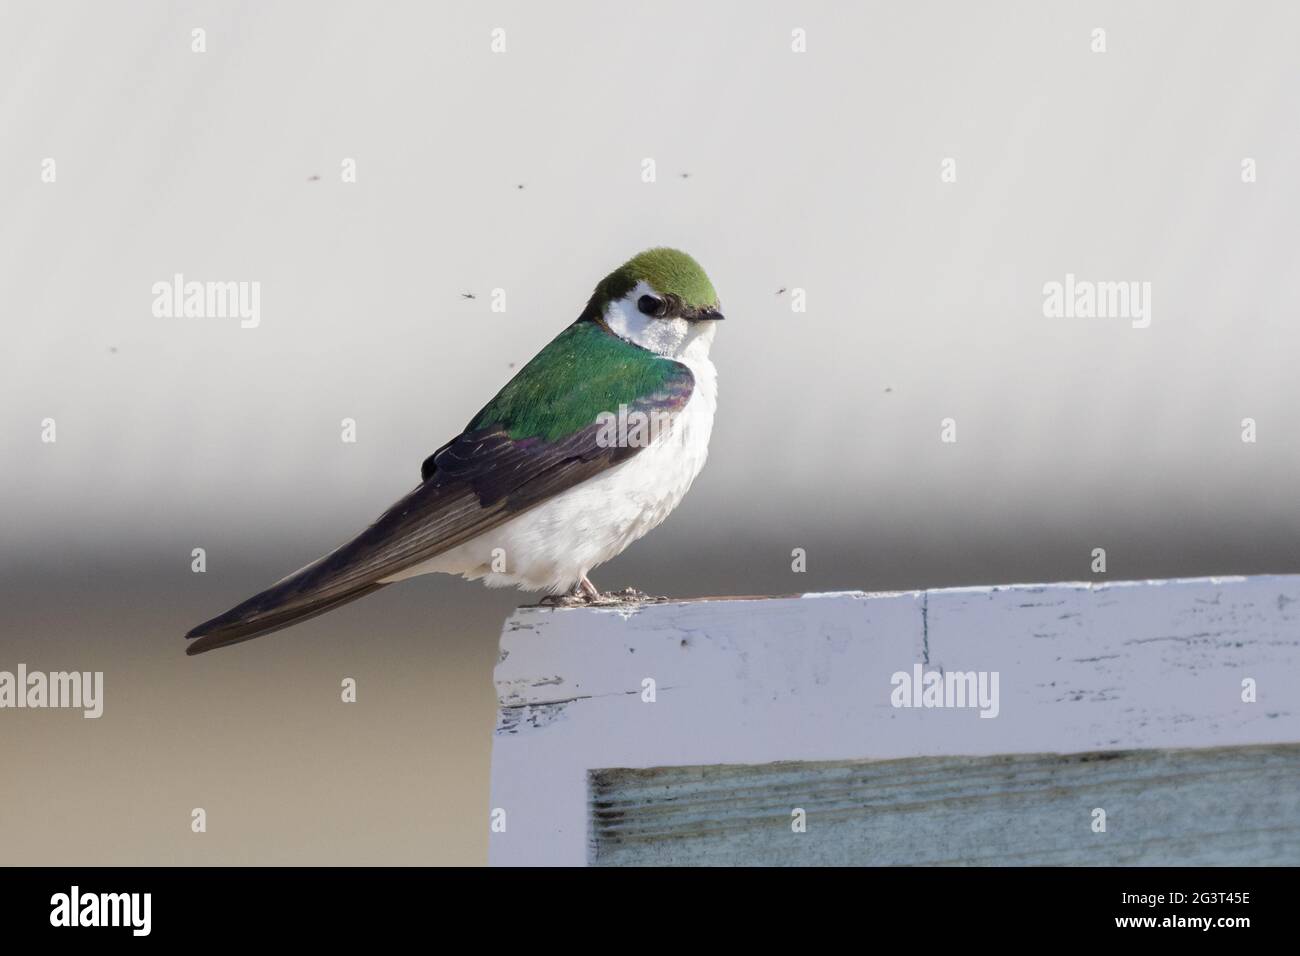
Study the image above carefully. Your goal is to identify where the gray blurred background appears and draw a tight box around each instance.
[2,0,1297,865]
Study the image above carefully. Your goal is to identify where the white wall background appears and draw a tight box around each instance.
[4,1,1299,562]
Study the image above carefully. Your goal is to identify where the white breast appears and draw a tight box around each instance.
[392,356,716,592]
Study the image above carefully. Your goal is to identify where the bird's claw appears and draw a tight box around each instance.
[538,585,668,608]
[539,592,590,608]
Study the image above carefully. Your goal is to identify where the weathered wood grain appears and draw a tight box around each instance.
[589,745,1300,866]
[489,575,1300,865]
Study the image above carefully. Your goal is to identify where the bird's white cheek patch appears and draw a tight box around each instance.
[604,282,691,357]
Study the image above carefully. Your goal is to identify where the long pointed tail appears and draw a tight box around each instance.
[184,473,482,654]
[184,577,388,655]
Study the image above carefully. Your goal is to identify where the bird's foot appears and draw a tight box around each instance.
[539,592,588,607]
[537,581,669,608]
[539,576,602,607]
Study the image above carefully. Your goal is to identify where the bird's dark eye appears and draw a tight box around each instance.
[637,294,667,317]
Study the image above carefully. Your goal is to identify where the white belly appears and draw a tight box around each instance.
[386,357,717,593]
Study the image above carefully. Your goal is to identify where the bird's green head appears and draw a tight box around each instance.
[584,247,723,325]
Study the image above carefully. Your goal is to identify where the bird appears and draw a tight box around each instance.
[184,247,724,654]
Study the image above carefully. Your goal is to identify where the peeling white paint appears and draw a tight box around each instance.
[489,575,1300,866]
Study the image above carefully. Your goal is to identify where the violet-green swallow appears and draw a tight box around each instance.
[185,248,723,654]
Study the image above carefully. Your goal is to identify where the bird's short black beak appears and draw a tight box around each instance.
[689,307,725,322]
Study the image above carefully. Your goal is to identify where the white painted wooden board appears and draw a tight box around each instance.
[488,575,1300,866]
